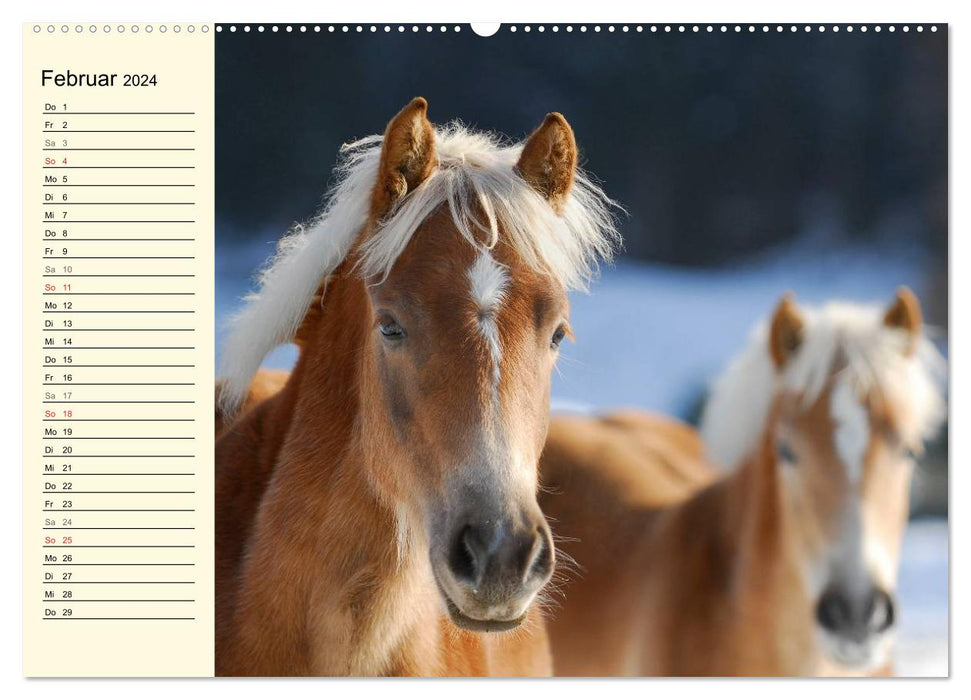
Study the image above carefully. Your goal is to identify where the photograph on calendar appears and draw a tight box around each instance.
[207,24,949,677]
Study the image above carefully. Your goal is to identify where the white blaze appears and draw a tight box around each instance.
[831,377,870,484]
[467,251,509,401]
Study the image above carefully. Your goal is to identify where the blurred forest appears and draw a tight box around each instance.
[216,25,946,320]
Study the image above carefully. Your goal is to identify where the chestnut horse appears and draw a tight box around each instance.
[540,289,945,675]
[215,98,618,676]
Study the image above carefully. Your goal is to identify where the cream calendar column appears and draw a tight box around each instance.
[22,23,215,676]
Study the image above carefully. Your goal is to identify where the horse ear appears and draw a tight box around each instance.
[370,97,437,221]
[884,286,923,355]
[768,293,805,368]
[516,112,578,213]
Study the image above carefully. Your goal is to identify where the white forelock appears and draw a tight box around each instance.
[700,300,947,470]
[217,122,620,413]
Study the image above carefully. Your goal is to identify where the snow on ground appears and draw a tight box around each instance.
[895,519,949,677]
[554,239,933,417]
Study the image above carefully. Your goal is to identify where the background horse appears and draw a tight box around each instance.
[214,369,288,437]
[214,98,618,675]
[540,288,945,675]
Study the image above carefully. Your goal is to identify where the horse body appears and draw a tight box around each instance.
[215,99,617,675]
[214,367,289,437]
[541,290,945,676]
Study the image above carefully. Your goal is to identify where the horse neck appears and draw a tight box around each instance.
[264,268,445,669]
[729,431,790,570]
[285,265,432,564]
[662,420,796,599]
[715,425,816,653]
[283,266,398,511]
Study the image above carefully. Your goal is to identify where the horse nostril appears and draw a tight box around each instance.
[816,589,851,634]
[523,526,553,583]
[817,586,897,638]
[446,520,553,594]
[448,525,481,585]
[866,589,896,634]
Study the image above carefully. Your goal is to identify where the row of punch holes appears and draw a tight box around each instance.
[214,24,939,35]
[33,24,208,33]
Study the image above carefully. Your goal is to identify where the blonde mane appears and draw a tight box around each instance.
[218,122,621,413]
[700,300,947,470]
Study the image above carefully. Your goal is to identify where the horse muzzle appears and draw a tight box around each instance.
[815,584,897,670]
[433,512,554,632]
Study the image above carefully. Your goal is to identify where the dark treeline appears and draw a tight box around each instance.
[216,26,946,267]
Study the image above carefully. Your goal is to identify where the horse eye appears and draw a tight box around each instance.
[551,324,567,350]
[378,317,405,340]
[777,440,797,465]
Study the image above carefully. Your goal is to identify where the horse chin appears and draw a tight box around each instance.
[443,596,529,633]
[431,571,531,633]
[817,629,892,673]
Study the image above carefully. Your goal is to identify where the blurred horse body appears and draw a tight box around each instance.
[541,289,945,675]
[214,368,288,437]
[214,99,618,675]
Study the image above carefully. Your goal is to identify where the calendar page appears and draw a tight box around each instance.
[21,21,949,679]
